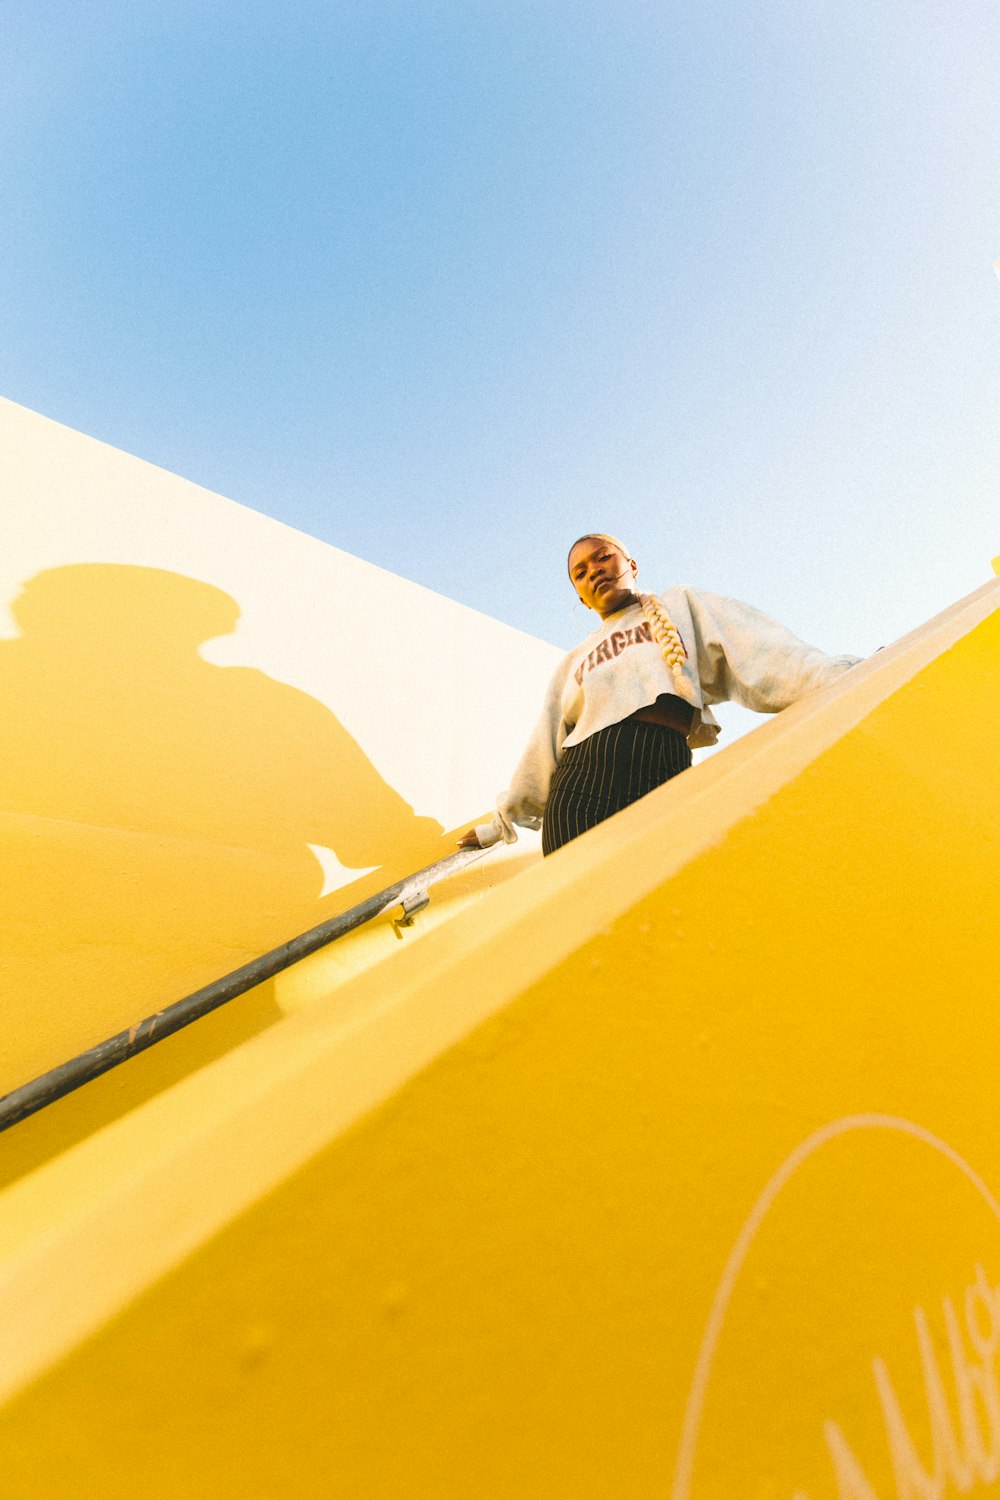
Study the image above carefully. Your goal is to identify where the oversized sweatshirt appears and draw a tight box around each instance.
[475,586,861,846]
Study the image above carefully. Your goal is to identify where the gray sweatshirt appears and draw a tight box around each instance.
[476,587,860,846]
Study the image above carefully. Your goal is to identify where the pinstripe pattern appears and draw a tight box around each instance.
[541,719,692,856]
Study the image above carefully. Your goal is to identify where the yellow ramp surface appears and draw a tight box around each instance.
[0,578,998,1499]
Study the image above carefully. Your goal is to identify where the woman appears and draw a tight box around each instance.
[460,534,860,856]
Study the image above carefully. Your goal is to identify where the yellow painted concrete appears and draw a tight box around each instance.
[0,576,996,1498]
[0,398,557,1102]
[273,842,541,1015]
[0,841,540,1193]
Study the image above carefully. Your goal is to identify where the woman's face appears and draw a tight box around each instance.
[568,538,638,618]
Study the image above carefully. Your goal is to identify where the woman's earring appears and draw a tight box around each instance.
[571,595,591,628]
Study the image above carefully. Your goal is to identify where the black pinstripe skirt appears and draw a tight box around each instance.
[542,718,692,856]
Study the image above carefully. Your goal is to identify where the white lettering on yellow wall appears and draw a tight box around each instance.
[672,1117,1000,1500]
[796,1266,1000,1500]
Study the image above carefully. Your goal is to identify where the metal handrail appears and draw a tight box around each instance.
[0,844,494,1135]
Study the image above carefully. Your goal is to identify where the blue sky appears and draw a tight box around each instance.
[3,1,998,676]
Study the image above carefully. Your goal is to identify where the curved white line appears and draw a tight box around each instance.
[670,1113,1000,1500]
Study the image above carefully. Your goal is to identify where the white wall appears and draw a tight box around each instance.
[0,395,561,1091]
[1,395,559,862]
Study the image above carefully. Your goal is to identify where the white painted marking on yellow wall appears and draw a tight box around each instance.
[672,1116,1000,1500]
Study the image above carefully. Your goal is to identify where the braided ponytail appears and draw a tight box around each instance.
[638,591,689,691]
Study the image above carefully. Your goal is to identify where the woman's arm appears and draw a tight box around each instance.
[684,588,861,711]
[456,655,573,847]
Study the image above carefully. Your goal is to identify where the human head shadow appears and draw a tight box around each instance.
[3,562,443,872]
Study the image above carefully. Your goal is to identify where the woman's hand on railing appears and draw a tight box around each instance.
[456,828,483,848]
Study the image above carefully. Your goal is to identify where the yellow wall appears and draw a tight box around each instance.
[0,572,996,1498]
[0,397,559,1102]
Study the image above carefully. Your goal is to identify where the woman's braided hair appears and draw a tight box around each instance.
[567,534,688,690]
